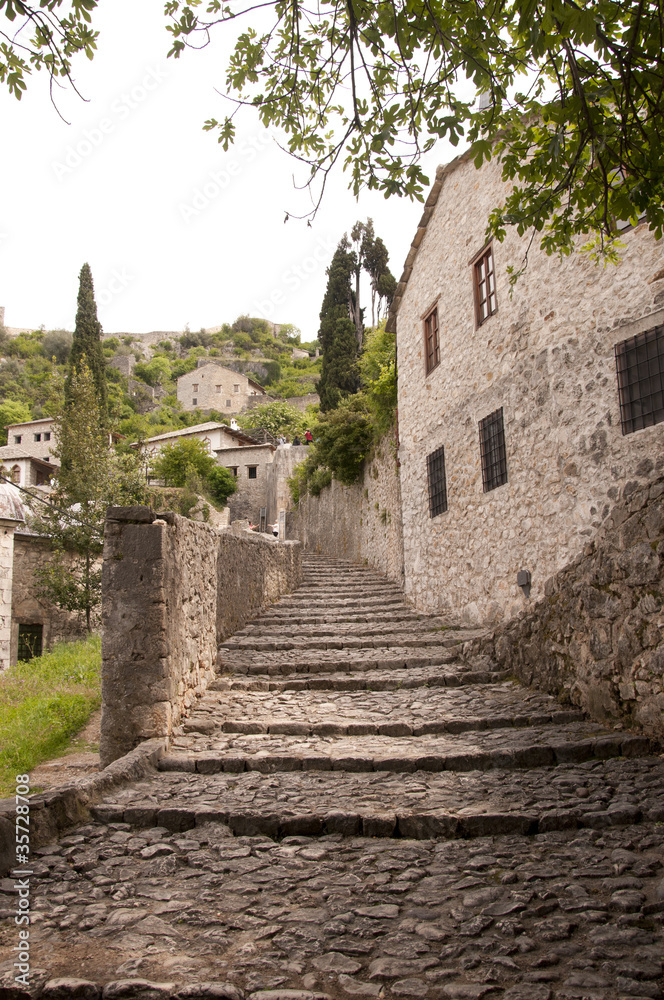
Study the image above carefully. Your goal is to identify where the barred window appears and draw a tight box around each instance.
[479,407,508,492]
[426,445,448,517]
[615,325,664,435]
[473,245,497,326]
[424,306,440,375]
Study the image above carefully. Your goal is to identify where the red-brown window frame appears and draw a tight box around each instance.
[423,305,440,375]
[471,243,497,327]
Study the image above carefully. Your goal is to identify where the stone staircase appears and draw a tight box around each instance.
[9,555,664,998]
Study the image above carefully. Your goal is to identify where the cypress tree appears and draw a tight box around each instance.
[317,236,360,412]
[66,262,108,424]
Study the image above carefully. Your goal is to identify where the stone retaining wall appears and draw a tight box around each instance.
[217,525,302,642]
[100,508,301,766]
[288,430,405,586]
[466,476,664,737]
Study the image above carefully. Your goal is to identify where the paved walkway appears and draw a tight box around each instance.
[1,555,663,999]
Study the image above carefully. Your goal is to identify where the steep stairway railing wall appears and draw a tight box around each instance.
[465,474,664,737]
[100,506,301,767]
[288,429,405,587]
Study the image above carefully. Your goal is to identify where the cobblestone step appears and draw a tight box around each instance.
[232,619,457,639]
[219,632,472,653]
[159,726,654,776]
[182,683,585,736]
[9,552,663,996]
[93,755,664,840]
[210,663,510,692]
[219,647,480,676]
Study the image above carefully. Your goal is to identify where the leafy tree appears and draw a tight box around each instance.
[152,439,217,488]
[0,399,31,445]
[134,356,172,387]
[42,329,73,365]
[66,263,107,425]
[240,399,306,438]
[0,1,98,100]
[317,236,360,412]
[360,322,398,436]
[32,363,146,631]
[207,465,238,507]
[167,0,664,265]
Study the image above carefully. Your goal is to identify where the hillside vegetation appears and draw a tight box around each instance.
[0,317,320,446]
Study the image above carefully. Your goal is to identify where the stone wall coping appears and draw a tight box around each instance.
[0,738,166,874]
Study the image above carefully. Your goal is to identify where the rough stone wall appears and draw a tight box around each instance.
[466,476,664,738]
[101,508,219,766]
[177,363,264,413]
[0,524,16,671]
[266,444,309,525]
[396,152,664,623]
[10,533,91,663]
[216,526,302,644]
[218,444,275,523]
[289,431,405,586]
[101,507,301,765]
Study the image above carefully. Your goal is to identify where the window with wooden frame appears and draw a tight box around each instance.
[479,407,508,492]
[192,383,199,392]
[426,445,448,517]
[615,324,664,434]
[423,305,440,374]
[472,244,497,326]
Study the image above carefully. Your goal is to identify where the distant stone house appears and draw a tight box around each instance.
[177,363,266,413]
[134,421,260,462]
[133,421,307,527]
[5,417,58,466]
[0,446,53,488]
[389,151,664,623]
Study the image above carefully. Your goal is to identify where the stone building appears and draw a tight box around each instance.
[0,446,53,488]
[5,417,58,465]
[218,443,277,523]
[177,362,266,413]
[134,421,259,463]
[389,151,664,623]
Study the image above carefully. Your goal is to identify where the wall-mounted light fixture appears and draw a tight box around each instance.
[517,569,531,599]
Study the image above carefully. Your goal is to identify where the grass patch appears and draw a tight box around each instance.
[0,634,101,798]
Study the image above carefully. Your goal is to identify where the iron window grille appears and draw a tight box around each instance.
[479,407,508,492]
[192,398,197,406]
[18,623,43,661]
[426,445,448,517]
[248,466,257,479]
[424,306,440,374]
[473,245,497,326]
[615,325,664,435]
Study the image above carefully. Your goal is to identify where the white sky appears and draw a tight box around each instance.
[0,1,457,340]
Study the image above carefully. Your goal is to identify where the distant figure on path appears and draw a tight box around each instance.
[304,429,313,445]
[293,435,301,446]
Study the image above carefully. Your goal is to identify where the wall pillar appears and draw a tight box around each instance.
[0,521,18,671]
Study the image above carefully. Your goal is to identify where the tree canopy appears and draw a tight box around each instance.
[166,0,664,263]
[0,1,98,100]
[7,2,663,263]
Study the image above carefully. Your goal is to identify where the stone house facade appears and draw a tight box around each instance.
[389,151,664,623]
[177,363,266,413]
[0,447,53,488]
[5,417,57,465]
[135,421,259,464]
[217,443,277,523]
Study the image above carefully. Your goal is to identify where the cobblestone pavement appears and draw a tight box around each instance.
[1,556,662,1000]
